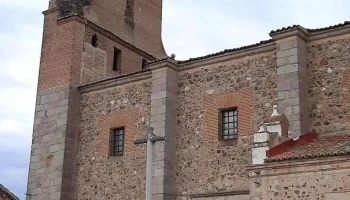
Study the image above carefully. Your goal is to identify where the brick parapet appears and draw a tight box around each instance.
[27,85,81,200]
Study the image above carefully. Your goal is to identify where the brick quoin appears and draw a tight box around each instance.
[203,88,254,141]
[98,109,138,158]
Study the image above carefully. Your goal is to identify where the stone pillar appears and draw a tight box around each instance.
[27,85,81,200]
[149,60,178,200]
[271,27,309,139]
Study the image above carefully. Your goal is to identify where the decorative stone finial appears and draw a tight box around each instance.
[271,105,280,117]
[171,53,176,59]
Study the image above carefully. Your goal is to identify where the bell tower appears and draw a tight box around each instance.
[26,0,166,199]
[83,0,166,58]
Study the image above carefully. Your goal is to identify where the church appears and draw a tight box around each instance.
[26,0,350,199]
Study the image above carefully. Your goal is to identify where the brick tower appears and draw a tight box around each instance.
[26,0,166,199]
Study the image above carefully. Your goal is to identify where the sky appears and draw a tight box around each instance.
[0,0,350,199]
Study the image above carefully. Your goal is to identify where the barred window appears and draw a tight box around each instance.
[220,109,238,140]
[111,128,125,156]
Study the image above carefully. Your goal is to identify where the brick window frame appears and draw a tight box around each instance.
[203,89,254,141]
[98,110,138,159]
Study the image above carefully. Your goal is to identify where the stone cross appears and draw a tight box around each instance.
[134,122,165,200]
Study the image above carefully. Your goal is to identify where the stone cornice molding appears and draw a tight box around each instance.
[147,58,179,72]
[179,42,275,71]
[270,26,309,42]
[79,71,152,94]
[247,156,350,177]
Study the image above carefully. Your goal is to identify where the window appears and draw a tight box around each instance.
[111,128,125,156]
[220,108,238,140]
[113,48,122,72]
[142,59,148,71]
[91,34,98,47]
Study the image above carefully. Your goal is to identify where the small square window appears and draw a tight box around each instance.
[220,108,238,140]
[111,128,125,156]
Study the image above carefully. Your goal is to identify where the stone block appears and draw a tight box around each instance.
[293,105,300,114]
[49,144,65,153]
[59,99,69,106]
[277,64,299,75]
[150,113,166,123]
[151,99,166,108]
[285,97,300,106]
[152,77,167,86]
[276,48,299,58]
[277,92,285,100]
[151,91,167,100]
[47,108,56,116]
[57,118,67,126]
[284,106,293,115]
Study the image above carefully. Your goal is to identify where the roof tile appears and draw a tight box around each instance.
[266,133,350,162]
[0,184,19,200]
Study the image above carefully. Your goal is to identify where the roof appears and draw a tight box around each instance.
[266,132,350,162]
[0,184,19,200]
[178,39,273,64]
[180,21,350,65]
[80,21,350,88]
[270,21,350,35]
[78,69,150,88]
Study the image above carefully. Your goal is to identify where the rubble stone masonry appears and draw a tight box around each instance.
[76,80,151,200]
[175,51,277,198]
[28,1,350,199]
[255,157,350,200]
[307,34,350,134]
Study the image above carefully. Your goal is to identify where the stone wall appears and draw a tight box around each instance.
[27,85,81,200]
[175,51,277,197]
[81,43,107,85]
[307,34,350,134]
[258,158,350,200]
[76,80,151,200]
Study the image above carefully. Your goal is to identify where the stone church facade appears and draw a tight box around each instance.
[26,0,350,200]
